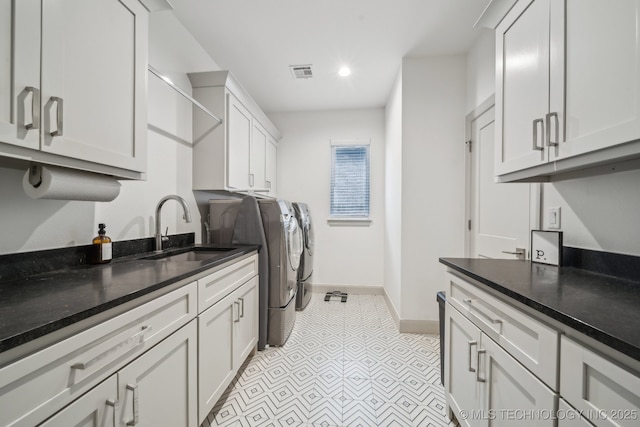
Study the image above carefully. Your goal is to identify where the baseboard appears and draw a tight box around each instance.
[399,319,439,334]
[310,283,384,295]
[383,289,440,334]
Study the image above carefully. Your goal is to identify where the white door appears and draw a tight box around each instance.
[233,276,258,370]
[467,101,539,259]
[265,137,278,195]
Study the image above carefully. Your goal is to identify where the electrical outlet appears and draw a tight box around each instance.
[548,207,561,229]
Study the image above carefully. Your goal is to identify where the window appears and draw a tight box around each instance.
[330,142,370,219]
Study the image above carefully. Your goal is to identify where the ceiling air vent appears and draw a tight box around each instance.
[290,64,314,79]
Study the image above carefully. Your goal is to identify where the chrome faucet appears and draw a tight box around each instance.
[155,195,192,252]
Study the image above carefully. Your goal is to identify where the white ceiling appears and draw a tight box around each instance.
[169,0,492,113]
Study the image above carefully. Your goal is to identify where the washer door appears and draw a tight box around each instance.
[287,218,303,271]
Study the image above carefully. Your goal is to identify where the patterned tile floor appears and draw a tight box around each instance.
[201,292,454,427]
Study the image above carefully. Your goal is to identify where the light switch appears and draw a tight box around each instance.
[548,207,561,229]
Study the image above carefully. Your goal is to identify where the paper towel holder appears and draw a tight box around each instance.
[29,165,43,188]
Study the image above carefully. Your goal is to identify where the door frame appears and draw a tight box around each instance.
[464,94,542,258]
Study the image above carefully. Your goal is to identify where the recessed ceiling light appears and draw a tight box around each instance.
[338,66,351,77]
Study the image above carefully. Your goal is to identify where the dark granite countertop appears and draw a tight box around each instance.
[0,244,258,354]
[440,258,640,362]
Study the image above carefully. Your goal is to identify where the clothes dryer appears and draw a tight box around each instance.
[293,202,313,310]
[258,199,302,346]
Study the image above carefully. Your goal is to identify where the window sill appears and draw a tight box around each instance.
[327,218,372,226]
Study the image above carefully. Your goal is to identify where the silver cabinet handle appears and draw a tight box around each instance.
[532,118,544,151]
[239,297,245,318]
[468,340,477,372]
[50,96,64,136]
[71,325,151,371]
[249,173,255,187]
[476,349,486,383]
[463,298,473,304]
[106,399,118,427]
[266,180,271,190]
[24,86,40,130]
[546,112,559,146]
[234,301,241,323]
[126,384,139,426]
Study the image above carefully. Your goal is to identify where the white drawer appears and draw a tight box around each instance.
[447,272,559,390]
[560,336,640,427]
[198,253,258,313]
[558,399,596,427]
[0,282,197,427]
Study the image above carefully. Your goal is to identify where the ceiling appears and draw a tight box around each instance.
[169,0,492,113]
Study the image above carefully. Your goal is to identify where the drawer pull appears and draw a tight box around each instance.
[106,399,117,427]
[476,349,486,383]
[532,118,544,151]
[234,301,241,323]
[239,297,245,318]
[50,96,64,137]
[463,298,473,304]
[24,86,41,130]
[71,325,151,371]
[467,302,504,326]
[468,340,477,372]
[126,384,139,426]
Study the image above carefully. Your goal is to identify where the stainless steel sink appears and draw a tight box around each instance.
[143,248,235,262]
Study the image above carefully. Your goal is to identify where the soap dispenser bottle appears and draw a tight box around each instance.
[92,223,112,264]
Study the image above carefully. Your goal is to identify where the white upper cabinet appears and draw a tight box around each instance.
[495,0,640,182]
[265,136,278,196]
[189,70,281,196]
[0,0,148,179]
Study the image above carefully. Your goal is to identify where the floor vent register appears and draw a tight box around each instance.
[324,291,348,302]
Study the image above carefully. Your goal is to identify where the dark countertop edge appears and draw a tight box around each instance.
[0,245,259,354]
[439,258,640,363]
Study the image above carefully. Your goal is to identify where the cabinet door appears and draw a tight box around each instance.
[39,0,147,173]
[233,276,258,370]
[560,336,640,427]
[39,376,117,427]
[226,93,252,190]
[198,291,236,424]
[117,321,197,427]
[480,335,556,426]
[551,0,640,161]
[558,399,595,427]
[0,0,40,150]
[266,137,277,196]
[250,121,267,190]
[495,0,550,175]
[445,304,484,427]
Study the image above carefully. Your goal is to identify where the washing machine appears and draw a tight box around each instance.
[293,202,314,310]
[258,199,303,346]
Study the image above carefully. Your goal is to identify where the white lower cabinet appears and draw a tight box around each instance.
[560,336,640,427]
[558,399,595,427]
[40,320,198,427]
[198,275,258,424]
[446,304,556,426]
[39,375,118,427]
[117,320,198,427]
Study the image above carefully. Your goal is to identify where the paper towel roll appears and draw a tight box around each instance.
[23,165,121,202]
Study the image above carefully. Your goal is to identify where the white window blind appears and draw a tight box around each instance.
[330,143,370,218]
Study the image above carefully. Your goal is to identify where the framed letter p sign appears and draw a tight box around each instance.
[531,230,563,266]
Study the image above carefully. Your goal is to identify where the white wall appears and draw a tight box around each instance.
[0,12,219,254]
[384,70,404,314]
[401,56,467,324]
[542,171,640,256]
[268,109,386,289]
[466,30,495,113]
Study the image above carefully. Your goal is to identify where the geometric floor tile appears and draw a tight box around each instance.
[201,292,455,427]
